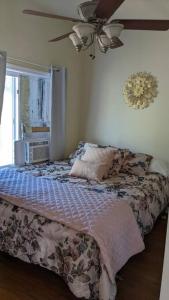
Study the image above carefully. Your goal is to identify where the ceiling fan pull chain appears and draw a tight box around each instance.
[89,35,96,59]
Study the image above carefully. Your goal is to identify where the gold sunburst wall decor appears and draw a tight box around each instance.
[123,72,158,109]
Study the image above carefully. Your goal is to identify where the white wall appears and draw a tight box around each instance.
[81,29,169,162]
[1,0,169,161]
[0,0,85,155]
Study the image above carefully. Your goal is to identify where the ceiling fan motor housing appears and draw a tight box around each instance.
[77,0,99,22]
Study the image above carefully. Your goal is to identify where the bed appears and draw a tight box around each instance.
[0,144,169,300]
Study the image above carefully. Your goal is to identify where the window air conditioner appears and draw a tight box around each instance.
[25,139,49,164]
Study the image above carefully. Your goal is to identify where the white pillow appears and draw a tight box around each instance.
[82,147,115,163]
[149,158,169,177]
[81,147,115,178]
[69,160,109,181]
[84,142,98,150]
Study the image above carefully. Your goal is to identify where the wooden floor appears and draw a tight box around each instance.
[0,218,167,300]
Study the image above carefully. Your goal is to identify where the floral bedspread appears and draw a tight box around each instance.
[0,161,169,300]
[17,160,169,235]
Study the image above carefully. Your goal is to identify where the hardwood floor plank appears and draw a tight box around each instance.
[116,218,167,300]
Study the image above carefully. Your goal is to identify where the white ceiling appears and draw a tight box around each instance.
[27,0,169,20]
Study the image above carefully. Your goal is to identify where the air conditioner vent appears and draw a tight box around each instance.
[25,139,49,164]
[29,141,49,147]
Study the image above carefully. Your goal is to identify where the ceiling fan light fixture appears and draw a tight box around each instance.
[73,23,96,45]
[97,34,111,53]
[69,33,82,52]
[98,44,109,53]
[103,23,124,41]
[110,37,124,49]
[77,0,99,22]
[23,2,169,60]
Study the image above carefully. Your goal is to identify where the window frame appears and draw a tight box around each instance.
[6,64,51,138]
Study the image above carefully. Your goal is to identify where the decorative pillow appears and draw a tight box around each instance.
[81,147,115,163]
[68,141,130,176]
[149,158,169,177]
[81,147,116,177]
[121,151,152,176]
[68,141,85,165]
[108,148,130,176]
[69,160,109,181]
[68,141,97,165]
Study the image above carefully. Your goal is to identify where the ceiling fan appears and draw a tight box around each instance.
[23,0,169,59]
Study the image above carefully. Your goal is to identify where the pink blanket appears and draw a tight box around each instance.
[0,167,145,282]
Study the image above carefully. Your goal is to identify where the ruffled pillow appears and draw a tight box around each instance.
[121,152,152,176]
[70,160,109,181]
[81,147,116,178]
[81,147,115,162]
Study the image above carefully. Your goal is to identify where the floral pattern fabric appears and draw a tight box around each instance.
[108,148,130,176]
[68,141,130,176]
[68,141,86,164]
[68,141,98,165]
[0,160,169,300]
[121,152,152,176]
[17,160,169,236]
[0,198,102,299]
[68,142,153,177]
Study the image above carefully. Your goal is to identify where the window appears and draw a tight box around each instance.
[0,65,50,166]
[0,75,19,165]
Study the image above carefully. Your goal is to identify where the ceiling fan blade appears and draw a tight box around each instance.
[114,19,169,31]
[49,32,73,42]
[95,0,125,19]
[23,9,81,22]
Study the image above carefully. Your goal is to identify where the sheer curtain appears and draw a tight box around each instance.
[50,66,66,161]
[0,51,7,123]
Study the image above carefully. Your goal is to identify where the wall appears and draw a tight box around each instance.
[1,1,169,161]
[0,0,85,156]
[81,29,169,162]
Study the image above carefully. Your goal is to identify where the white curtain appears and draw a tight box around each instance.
[0,51,6,123]
[49,66,66,161]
